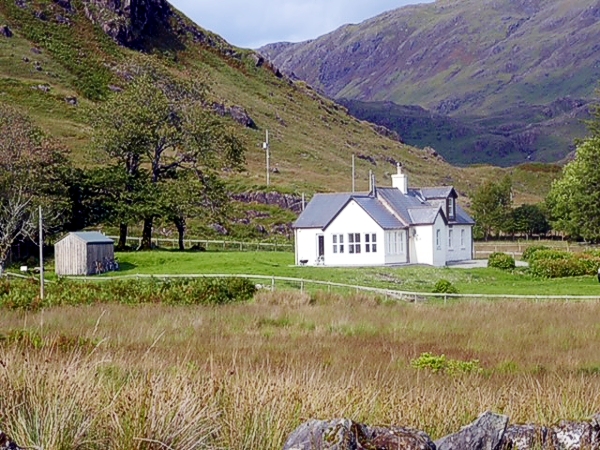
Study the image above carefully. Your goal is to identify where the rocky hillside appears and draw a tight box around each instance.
[260,0,600,166]
[0,0,558,203]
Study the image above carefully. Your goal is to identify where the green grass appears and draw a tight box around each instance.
[108,250,600,296]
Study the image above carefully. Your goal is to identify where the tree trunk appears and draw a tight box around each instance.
[118,223,128,250]
[174,217,186,251]
[141,217,153,250]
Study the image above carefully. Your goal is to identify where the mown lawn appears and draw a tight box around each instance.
[112,250,600,296]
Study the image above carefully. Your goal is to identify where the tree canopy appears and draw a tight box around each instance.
[91,64,245,249]
[546,137,600,242]
[471,175,512,239]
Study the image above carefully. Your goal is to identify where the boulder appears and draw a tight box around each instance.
[0,25,13,37]
[500,414,600,449]
[434,411,509,450]
[0,430,23,450]
[282,418,435,450]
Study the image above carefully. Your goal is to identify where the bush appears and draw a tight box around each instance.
[527,249,571,263]
[411,352,482,375]
[521,245,550,261]
[530,258,587,278]
[432,279,458,294]
[488,252,516,270]
[0,277,257,311]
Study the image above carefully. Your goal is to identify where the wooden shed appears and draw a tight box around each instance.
[55,232,115,276]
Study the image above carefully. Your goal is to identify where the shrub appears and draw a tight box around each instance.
[521,245,550,261]
[530,258,587,278]
[488,252,515,270]
[432,279,458,294]
[411,352,482,375]
[527,249,571,263]
[0,277,257,311]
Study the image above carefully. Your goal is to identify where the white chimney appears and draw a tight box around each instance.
[391,163,408,194]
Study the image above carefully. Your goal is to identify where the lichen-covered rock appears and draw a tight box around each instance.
[435,411,509,450]
[0,430,23,450]
[282,418,435,450]
[0,25,13,37]
[500,414,600,449]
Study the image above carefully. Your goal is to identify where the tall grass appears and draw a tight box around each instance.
[2,296,600,449]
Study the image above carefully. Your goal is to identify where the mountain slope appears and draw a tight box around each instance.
[0,0,557,203]
[259,0,600,166]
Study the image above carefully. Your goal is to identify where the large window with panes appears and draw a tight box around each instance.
[365,233,377,253]
[386,231,405,255]
[348,233,361,254]
[332,234,344,254]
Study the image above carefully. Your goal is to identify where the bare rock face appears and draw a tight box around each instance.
[282,418,436,450]
[435,411,509,450]
[0,430,23,450]
[81,0,172,49]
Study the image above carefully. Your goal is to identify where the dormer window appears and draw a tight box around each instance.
[447,197,455,220]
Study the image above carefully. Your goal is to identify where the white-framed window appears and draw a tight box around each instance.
[348,233,361,254]
[386,231,405,255]
[365,233,377,253]
[448,229,454,249]
[447,197,455,220]
[332,234,344,254]
[436,229,441,249]
[460,229,465,248]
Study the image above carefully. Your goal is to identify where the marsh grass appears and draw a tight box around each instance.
[2,297,600,449]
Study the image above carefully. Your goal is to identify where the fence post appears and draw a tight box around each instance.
[271,276,275,291]
[301,280,304,294]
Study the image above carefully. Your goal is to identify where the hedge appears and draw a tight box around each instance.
[521,245,550,261]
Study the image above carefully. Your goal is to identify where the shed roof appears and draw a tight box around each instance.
[68,232,114,244]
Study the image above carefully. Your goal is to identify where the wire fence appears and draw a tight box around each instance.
[68,273,600,304]
[107,236,293,252]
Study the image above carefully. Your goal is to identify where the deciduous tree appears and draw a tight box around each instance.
[471,175,512,240]
[546,137,600,242]
[0,105,69,271]
[91,64,245,249]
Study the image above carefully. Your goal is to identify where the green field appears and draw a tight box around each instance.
[107,250,600,296]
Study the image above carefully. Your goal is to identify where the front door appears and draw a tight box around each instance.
[317,235,325,263]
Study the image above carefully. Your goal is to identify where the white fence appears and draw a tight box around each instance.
[70,273,600,304]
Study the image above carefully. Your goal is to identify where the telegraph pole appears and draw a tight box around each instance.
[38,205,44,300]
[352,154,355,193]
[263,130,270,186]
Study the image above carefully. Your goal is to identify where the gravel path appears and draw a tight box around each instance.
[448,259,529,269]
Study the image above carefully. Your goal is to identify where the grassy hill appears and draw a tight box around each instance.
[260,0,600,166]
[0,0,559,206]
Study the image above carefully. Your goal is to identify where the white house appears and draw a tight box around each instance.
[292,165,475,267]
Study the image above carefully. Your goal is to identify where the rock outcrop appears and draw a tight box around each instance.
[81,0,173,49]
[284,413,600,450]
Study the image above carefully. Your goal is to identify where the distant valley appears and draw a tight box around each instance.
[260,0,600,166]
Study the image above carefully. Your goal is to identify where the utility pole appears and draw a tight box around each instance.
[38,205,44,300]
[263,130,270,186]
[352,154,355,193]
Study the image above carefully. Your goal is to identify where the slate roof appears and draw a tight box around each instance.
[293,186,474,230]
[292,193,353,228]
[70,232,114,244]
[419,187,456,199]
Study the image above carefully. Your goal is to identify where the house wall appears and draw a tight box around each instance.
[446,225,473,262]
[432,214,447,267]
[295,228,321,266]
[325,201,385,266]
[55,236,87,276]
[85,244,115,275]
[411,225,434,266]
